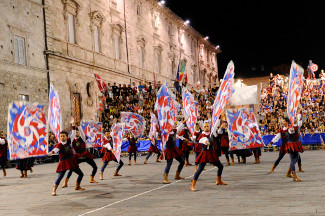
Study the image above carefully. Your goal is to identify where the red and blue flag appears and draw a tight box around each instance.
[149,113,158,144]
[7,101,48,160]
[211,61,235,134]
[81,121,102,148]
[155,83,180,147]
[182,88,198,137]
[287,61,304,125]
[111,123,124,162]
[120,112,146,138]
[226,108,264,150]
[48,83,61,142]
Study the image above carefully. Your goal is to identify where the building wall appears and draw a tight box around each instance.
[45,0,220,129]
[0,0,48,131]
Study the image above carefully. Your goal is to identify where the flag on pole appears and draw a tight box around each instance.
[94,73,107,94]
[111,123,124,162]
[120,112,146,138]
[7,102,48,160]
[178,59,187,82]
[211,61,235,134]
[182,88,198,137]
[287,61,304,125]
[176,59,180,81]
[155,82,180,148]
[48,83,61,142]
[149,113,159,144]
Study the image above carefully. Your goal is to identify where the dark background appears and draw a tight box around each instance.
[166,0,325,78]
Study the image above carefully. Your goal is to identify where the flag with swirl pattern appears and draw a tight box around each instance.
[110,123,124,162]
[155,83,180,147]
[81,121,102,148]
[211,61,235,134]
[7,101,48,160]
[149,113,159,144]
[48,83,61,142]
[182,88,198,137]
[120,112,146,138]
[287,61,304,125]
[226,107,264,150]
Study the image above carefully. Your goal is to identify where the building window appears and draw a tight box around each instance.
[93,25,100,53]
[14,36,26,65]
[136,4,141,16]
[19,94,29,102]
[114,35,120,60]
[171,60,175,76]
[155,51,161,74]
[68,13,76,44]
[139,46,144,68]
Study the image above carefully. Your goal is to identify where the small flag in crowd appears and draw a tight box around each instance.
[178,59,187,82]
[111,123,124,162]
[155,82,180,148]
[7,101,48,160]
[120,112,146,138]
[287,61,304,125]
[48,83,61,142]
[211,60,235,134]
[94,73,107,94]
[182,88,198,137]
[149,113,159,144]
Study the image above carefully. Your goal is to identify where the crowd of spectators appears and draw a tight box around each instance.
[259,71,325,136]
[100,80,220,135]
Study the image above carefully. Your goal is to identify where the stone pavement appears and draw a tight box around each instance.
[1,151,325,216]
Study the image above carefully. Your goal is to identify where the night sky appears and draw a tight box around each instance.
[167,1,325,78]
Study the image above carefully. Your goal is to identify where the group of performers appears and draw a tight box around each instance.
[0,112,305,196]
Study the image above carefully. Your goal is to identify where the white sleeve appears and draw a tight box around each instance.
[176,123,185,133]
[218,128,224,135]
[270,133,281,143]
[199,137,209,145]
[52,148,60,154]
[78,126,86,141]
[103,144,112,150]
[70,128,76,141]
[177,135,185,140]
[122,138,128,142]
[288,128,295,134]
[0,138,5,145]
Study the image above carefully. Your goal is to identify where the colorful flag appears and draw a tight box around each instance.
[149,113,158,144]
[120,112,146,138]
[211,61,235,134]
[111,123,124,162]
[7,102,48,160]
[178,59,187,82]
[48,83,61,142]
[155,83,180,147]
[287,61,304,125]
[182,88,198,137]
[226,107,264,150]
[94,73,107,94]
[81,121,102,148]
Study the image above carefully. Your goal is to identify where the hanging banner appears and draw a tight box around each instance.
[7,102,48,160]
[81,121,102,148]
[226,107,264,150]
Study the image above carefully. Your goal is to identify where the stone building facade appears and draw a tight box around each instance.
[0,0,220,131]
[0,0,48,131]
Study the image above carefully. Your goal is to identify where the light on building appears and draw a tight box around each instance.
[159,0,165,6]
[204,36,209,40]
[216,45,220,49]
[184,20,190,25]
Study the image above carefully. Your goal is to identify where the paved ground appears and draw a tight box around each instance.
[1,151,325,216]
